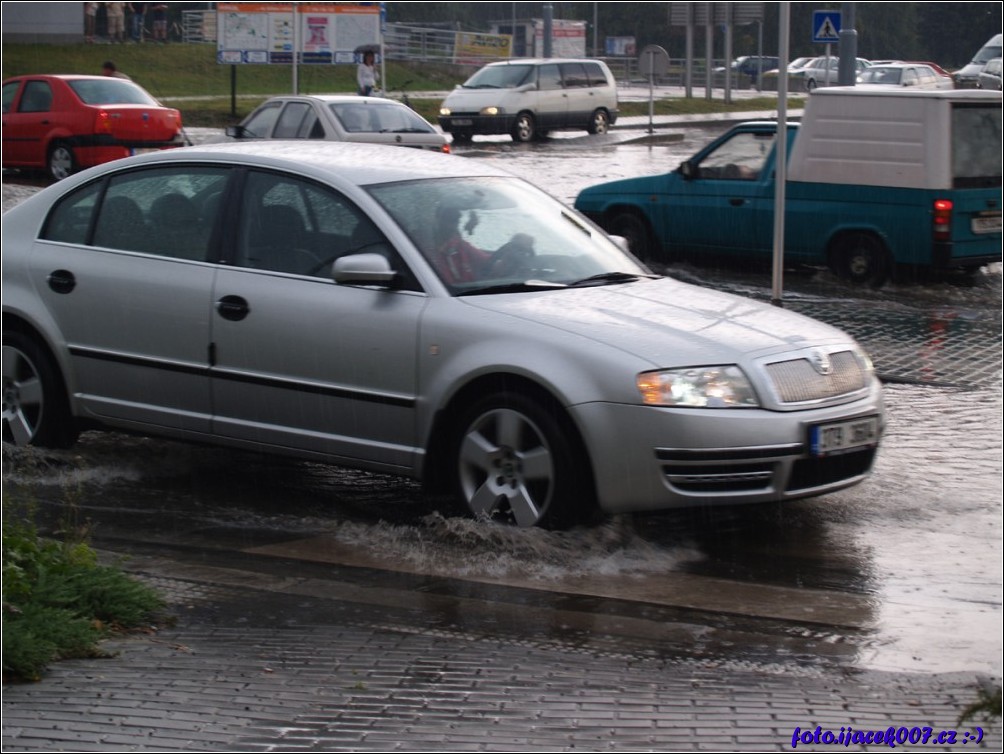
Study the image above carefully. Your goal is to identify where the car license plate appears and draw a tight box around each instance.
[810,416,879,457]
[451,119,473,126]
[972,214,1002,234]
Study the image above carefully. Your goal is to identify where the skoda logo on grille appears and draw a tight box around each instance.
[809,349,833,376]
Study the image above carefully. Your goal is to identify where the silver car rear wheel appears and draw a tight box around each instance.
[454,393,586,528]
[2,333,76,448]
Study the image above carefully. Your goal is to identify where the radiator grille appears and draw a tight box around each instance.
[765,351,867,403]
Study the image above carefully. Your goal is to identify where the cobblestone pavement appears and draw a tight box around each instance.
[3,564,1000,753]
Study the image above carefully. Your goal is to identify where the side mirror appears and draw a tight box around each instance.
[225,125,246,139]
[332,252,397,287]
[679,160,696,179]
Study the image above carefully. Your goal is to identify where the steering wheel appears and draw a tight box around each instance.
[486,234,536,277]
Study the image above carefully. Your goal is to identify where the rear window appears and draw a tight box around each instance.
[68,79,159,106]
[952,104,1002,188]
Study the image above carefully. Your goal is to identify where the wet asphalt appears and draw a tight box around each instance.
[2,106,1002,752]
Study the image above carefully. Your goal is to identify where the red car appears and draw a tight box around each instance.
[2,74,185,181]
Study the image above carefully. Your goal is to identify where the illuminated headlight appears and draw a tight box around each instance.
[480,106,502,116]
[637,366,760,408]
[440,107,452,116]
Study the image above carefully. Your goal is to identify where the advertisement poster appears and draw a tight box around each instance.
[217,2,379,65]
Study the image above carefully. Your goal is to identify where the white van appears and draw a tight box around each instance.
[438,58,618,143]
[953,33,1003,88]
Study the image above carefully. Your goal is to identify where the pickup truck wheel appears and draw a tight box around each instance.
[511,113,536,143]
[608,211,656,262]
[830,232,890,287]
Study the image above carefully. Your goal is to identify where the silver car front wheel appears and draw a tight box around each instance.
[454,392,587,528]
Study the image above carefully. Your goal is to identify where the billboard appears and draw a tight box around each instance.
[217,3,380,65]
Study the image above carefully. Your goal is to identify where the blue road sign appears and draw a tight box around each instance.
[812,10,842,43]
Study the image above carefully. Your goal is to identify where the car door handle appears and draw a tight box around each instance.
[47,269,76,294]
[216,295,249,321]
[729,198,747,207]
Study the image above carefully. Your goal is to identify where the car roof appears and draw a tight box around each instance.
[4,74,125,82]
[482,58,605,66]
[108,140,511,185]
[261,94,412,107]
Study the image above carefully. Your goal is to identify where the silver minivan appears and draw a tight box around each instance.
[438,58,618,143]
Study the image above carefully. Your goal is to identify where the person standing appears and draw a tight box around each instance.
[105,2,126,43]
[130,3,147,43]
[357,50,378,96]
[84,2,98,43]
[151,3,168,43]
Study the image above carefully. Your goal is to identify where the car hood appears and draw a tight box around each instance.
[442,87,517,110]
[462,277,851,365]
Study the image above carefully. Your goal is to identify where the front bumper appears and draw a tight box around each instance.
[571,379,884,515]
[438,114,515,136]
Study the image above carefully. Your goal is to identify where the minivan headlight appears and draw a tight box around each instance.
[637,366,759,408]
[440,107,452,116]
[480,106,502,116]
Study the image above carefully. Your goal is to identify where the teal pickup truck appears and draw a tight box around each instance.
[574,87,1002,286]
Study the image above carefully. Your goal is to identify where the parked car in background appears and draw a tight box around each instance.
[716,56,780,86]
[757,56,815,90]
[978,58,1003,91]
[226,95,449,152]
[1,141,884,529]
[856,63,954,90]
[953,34,1003,88]
[801,56,872,91]
[438,58,618,143]
[1,74,184,181]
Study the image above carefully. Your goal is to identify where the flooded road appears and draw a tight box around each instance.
[2,127,1001,681]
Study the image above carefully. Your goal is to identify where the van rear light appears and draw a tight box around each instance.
[932,199,952,241]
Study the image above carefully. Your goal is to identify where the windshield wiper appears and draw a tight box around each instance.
[458,280,568,296]
[568,271,658,288]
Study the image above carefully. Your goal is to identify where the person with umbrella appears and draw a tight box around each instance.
[357,49,379,96]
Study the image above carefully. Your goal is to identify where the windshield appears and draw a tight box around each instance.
[329,102,435,133]
[858,67,903,85]
[462,64,535,89]
[69,79,160,106]
[368,176,650,294]
[973,44,1003,65]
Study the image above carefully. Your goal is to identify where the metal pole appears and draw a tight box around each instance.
[771,1,790,307]
[838,2,858,85]
[292,2,298,94]
[704,2,713,100]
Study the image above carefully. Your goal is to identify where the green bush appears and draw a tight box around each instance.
[2,495,164,682]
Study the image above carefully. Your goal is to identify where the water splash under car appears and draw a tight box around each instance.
[1,142,883,528]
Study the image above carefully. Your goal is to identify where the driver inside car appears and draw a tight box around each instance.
[432,205,534,284]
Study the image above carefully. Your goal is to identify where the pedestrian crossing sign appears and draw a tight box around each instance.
[812,11,841,43]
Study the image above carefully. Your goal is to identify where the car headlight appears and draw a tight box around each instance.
[636,366,760,408]
[480,106,502,116]
[440,107,452,116]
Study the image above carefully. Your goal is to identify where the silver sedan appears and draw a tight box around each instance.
[2,142,883,528]
[226,94,450,152]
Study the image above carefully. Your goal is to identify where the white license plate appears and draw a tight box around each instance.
[972,214,1002,235]
[451,119,473,126]
[810,416,880,457]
